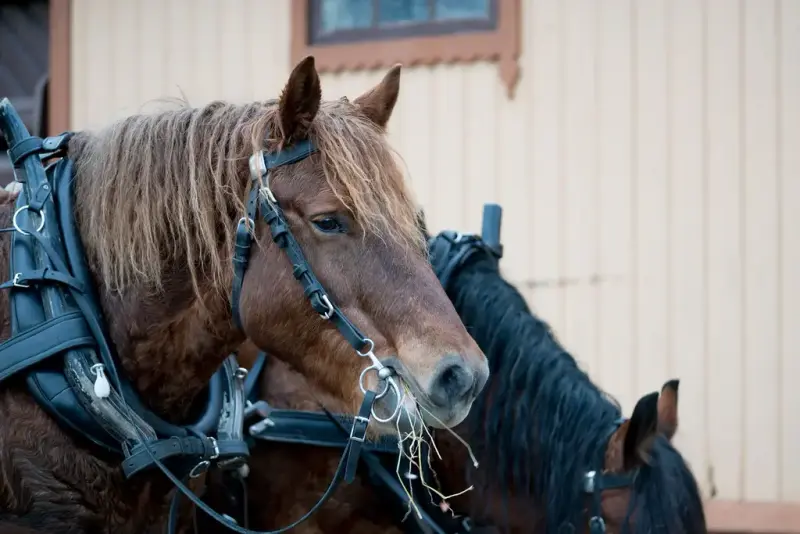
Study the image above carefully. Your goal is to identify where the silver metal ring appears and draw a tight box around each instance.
[371,378,404,423]
[12,205,44,236]
[359,364,390,398]
[189,460,210,478]
[356,338,375,358]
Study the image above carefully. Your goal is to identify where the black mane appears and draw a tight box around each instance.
[446,253,706,533]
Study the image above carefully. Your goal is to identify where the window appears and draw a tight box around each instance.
[291,0,521,97]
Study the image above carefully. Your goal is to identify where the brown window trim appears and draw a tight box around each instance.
[291,0,521,98]
[49,0,71,135]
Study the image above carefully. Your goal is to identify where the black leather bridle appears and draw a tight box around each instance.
[0,96,403,534]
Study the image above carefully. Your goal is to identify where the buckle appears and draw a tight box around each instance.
[349,415,370,443]
[12,273,28,288]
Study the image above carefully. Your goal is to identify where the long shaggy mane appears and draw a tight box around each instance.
[445,254,706,533]
[68,98,421,300]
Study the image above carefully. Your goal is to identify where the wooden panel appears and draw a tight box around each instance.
[69,0,86,128]
[111,0,139,116]
[165,0,196,105]
[218,0,249,103]
[596,0,635,410]
[633,0,670,395]
[77,0,113,128]
[495,0,532,285]
[463,63,498,237]
[667,0,707,488]
[779,0,800,501]
[561,0,599,374]
[705,0,745,500]
[192,0,221,104]
[137,0,167,103]
[429,64,465,233]
[248,0,291,100]
[742,0,780,501]
[394,68,434,217]
[528,0,564,334]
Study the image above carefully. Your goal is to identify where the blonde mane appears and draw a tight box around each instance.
[69,98,422,302]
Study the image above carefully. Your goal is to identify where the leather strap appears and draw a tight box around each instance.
[0,267,86,293]
[8,133,72,168]
[0,312,94,381]
[249,408,398,454]
[122,436,250,479]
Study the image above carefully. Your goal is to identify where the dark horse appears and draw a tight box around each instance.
[225,222,706,533]
[0,57,487,533]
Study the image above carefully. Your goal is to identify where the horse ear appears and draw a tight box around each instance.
[622,391,660,470]
[657,378,679,440]
[353,64,401,130]
[278,56,321,143]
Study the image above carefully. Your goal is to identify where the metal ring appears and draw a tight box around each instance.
[12,205,44,236]
[189,460,210,478]
[356,338,375,358]
[371,377,404,423]
[359,364,390,398]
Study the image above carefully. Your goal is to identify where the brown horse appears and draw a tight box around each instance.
[0,57,487,533]
[224,229,706,534]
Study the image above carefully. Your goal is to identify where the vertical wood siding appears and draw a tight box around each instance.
[70,0,800,503]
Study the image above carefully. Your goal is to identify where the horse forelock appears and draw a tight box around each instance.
[68,96,422,305]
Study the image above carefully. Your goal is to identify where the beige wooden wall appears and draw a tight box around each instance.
[70,0,800,504]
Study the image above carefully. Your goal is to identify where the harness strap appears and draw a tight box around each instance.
[0,312,94,382]
[249,408,398,454]
[0,267,86,293]
[231,221,252,330]
[260,197,367,351]
[166,389,380,534]
[123,436,251,479]
[8,133,72,168]
[344,389,376,483]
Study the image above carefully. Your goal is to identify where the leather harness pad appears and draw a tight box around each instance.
[0,126,247,473]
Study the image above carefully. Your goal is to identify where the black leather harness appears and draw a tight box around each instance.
[0,99,398,534]
[0,100,251,484]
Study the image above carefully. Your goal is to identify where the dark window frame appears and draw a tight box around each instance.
[290,0,522,98]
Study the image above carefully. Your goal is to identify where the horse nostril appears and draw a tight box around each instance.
[428,355,476,409]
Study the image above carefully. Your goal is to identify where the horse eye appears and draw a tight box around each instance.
[312,216,346,234]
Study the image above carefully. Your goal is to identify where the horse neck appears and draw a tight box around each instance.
[99,280,245,422]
